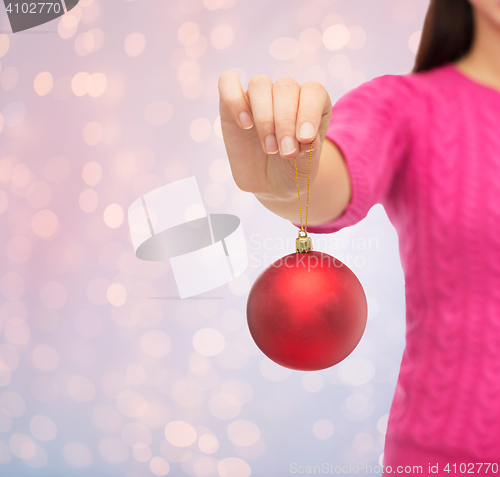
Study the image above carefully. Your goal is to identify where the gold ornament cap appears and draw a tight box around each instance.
[296,229,313,253]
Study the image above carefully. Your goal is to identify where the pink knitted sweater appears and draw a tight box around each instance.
[292,62,500,471]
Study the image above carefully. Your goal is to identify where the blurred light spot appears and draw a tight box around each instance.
[58,13,79,39]
[122,422,153,447]
[74,310,103,338]
[0,440,10,464]
[409,30,422,54]
[6,235,32,263]
[92,406,122,432]
[124,32,146,57]
[144,100,173,126]
[67,375,96,402]
[9,433,35,458]
[2,102,26,127]
[141,330,171,358]
[193,328,225,356]
[117,390,148,417]
[194,457,218,476]
[211,25,233,49]
[204,0,225,9]
[340,357,375,385]
[165,421,197,447]
[304,66,327,84]
[0,272,25,299]
[64,442,93,468]
[182,75,204,99]
[353,432,374,453]
[83,161,103,186]
[0,344,19,371]
[75,29,105,56]
[107,283,127,306]
[227,420,260,447]
[217,342,249,370]
[208,393,241,420]
[197,299,219,318]
[98,437,129,464]
[220,380,253,406]
[89,72,107,97]
[0,66,17,91]
[118,251,138,275]
[218,457,251,477]
[209,158,231,183]
[299,28,322,52]
[178,21,200,45]
[198,434,218,454]
[313,419,334,439]
[44,156,70,183]
[343,69,365,91]
[204,183,226,207]
[32,344,60,372]
[228,272,250,296]
[82,121,103,145]
[394,0,416,22]
[0,391,25,417]
[347,26,367,50]
[4,319,30,345]
[302,371,325,393]
[132,173,163,197]
[259,358,292,382]
[150,456,170,476]
[39,281,67,309]
[328,54,351,79]
[79,189,99,213]
[377,414,389,434]
[72,72,90,96]
[126,364,146,385]
[185,35,207,59]
[323,24,350,51]
[269,37,300,60]
[0,35,9,57]
[322,13,345,30]
[176,58,201,82]
[188,117,210,142]
[103,203,124,228]
[27,181,52,209]
[30,415,57,441]
[87,277,111,305]
[0,190,7,213]
[133,443,152,462]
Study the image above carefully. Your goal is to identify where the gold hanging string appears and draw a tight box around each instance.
[294,139,314,233]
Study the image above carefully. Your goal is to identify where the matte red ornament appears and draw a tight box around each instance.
[246,250,368,371]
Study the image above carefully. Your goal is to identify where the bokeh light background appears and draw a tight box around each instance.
[0,0,429,475]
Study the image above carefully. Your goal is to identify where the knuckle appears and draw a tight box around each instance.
[273,77,299,90]
[302,80,324,91]
[276,117,296,131]
[248,74,271,87]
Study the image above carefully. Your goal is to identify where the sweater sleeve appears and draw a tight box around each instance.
[292,74,412,234]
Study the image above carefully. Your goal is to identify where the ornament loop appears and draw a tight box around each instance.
[296,229,313,253]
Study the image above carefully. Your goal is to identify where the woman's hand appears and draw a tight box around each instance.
[218,72,333,201]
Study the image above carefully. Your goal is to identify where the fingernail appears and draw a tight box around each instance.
[238,111,253,129]
[265,135,279,154]
[299,122,315,139]
[281,136,296,156]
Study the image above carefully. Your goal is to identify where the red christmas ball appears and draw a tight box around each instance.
[246,251,367,371]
